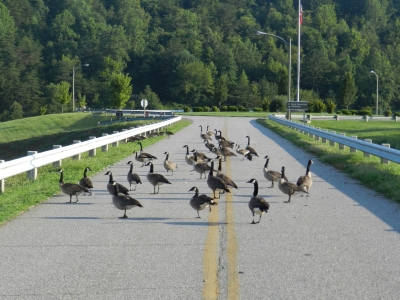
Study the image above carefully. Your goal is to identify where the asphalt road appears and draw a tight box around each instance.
[0,116,399,300]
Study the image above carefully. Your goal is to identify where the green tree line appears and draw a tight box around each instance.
[0,0,399,120]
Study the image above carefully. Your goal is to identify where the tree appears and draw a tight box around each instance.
[139,85,163,109]
[214,74,229,107]
[107,72,132,109]
[50,81,71,113]
[338,72,357,110]
[10,101,23,119]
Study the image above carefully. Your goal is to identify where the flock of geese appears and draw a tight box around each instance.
[57,124,313,224]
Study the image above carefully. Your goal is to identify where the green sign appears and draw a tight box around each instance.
[287,101,308,110]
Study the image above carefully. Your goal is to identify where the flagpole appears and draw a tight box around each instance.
[297,0,302,102]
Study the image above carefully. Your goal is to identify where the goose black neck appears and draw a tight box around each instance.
[264,158,269,168]
[113,183,119,196]
[253,180,259,197]
[185,146,189,155]
[83,168,88,178]
[194,188,199,197]
[306,160,312,174]
[194,151,198,162]
[108,172,114,183]
[247,136,250,146]
[165,153,169,161]
[129,163,133,173]
[209,161,214,176]
[218,158,222,172]
[149,163,154,173]
[281,168,285,178]
[59,171,64,184]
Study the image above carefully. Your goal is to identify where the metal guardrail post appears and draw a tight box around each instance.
[102,134,109,152]
[381,144,390,164]
[112,131,119,147]
[329,132,336,146]
[0,160,4,193]
[52,145,62,167]
[339,134,346,150]
[89,137,96,156]
[73,140,81,160]
[350,136,357,153]
[364,139,372,157]
[27,151,38,180]
[122,129,128,143]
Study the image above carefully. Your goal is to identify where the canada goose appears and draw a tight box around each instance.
[191,149,211,161]
[59,169,91,203]
[214,129,222,141]
[278,166,308,202]
[78,167,94,191]
[127,161,142,190]
[207,160,230,199]
[245,136,259,157]
[263,156,287,188]
[204,139,216,152]
[199,125,212,140]
[164,128,174,138]
[189,186,217,218]
[128,135,147,142]
[206,125,214,136]
[146,162,172,194]
[134,150,149,167]
[247,178,270,224]
[163,151,178,175]
[236,144,251,161]
[111,182,143,218]
[137,141,157,160]
[216,156,238,189]
[297,159,313,195]
[193,151,212,179]
[219,139,235,149]
[183,145,195,169]
[105,171,130,195]
[217,145,237,161]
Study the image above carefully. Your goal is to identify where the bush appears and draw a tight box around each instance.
[350,110,358,115]
[193,107,204,112]
[384,109,392,117]
[211,106,219,112]
[358,110,372,116]
[269,96,287,112]
[221,105,227,112]
[336,110,342,114]
[238,106,248,112]
[340,109,352,115]
[325,98,336,113]
[253,108,263,112]
[393,112,400,117]
[183,106,191,112]
[227,106,238,112]
[204,106,210,112]
[313,100,326,113]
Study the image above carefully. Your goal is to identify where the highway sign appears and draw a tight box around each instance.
[141,99,148,108]
[287,101,308,110]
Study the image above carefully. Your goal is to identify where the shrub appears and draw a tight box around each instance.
[358,110,372,116]
[211,106,219,112]
[253,108,263,112]
[340,109,352,115]
[269,96,287,112]
[393,112,400,117]
[221,105,227,112]
[336,110,343,115]
[183,106,191,112]
[384,109,392,117]
[350,110,358,115]
[204,106,210,112]
[238,105,247,112]
[325,98,336,113]
[193,106,204,112]
[313,100,326,113]
[227,106,238,111]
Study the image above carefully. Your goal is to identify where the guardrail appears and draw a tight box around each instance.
[0,116,181,191]
[268,115,400,163]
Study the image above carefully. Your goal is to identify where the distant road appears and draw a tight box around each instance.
[0,116,399,299]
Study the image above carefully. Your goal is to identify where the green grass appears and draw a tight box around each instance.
[257,118,400,203]
[308,120,400,150]
[0,118,192,225]
[0,113,162,160]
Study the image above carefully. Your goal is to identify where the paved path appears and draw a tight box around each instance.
[1,116,399,299]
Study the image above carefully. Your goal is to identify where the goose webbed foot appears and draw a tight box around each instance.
[251,220,257,224]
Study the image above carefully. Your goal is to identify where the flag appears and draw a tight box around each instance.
[300,3,303,25]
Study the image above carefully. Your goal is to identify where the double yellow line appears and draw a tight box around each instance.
[202,122,240,299]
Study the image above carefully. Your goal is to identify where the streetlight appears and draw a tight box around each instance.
[72,64,89,112]
[370,70,378,115]
[256,31,291,103]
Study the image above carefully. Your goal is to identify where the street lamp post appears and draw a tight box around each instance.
[72,64,89,112]
[370,70,378,115]
[256,31,291,103]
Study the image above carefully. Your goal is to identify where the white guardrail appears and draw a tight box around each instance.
[0,116,181,183]
[269,115,400,163]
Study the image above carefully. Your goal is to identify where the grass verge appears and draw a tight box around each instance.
[257,118,400,203]
[0,119,192,225]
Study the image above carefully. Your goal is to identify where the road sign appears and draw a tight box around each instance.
[141,99,148,108]
[287,101,308,110]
